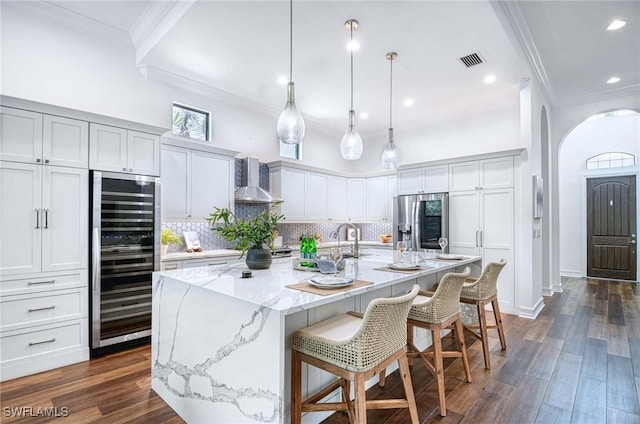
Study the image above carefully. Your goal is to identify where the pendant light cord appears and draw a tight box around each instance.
[389,56,393,128]
[350,23,354,110]
[289,0,293,81]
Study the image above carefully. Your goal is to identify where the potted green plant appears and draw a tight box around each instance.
[207,205,283,269]
[161,228,182,255]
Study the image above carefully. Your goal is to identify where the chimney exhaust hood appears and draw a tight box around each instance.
[234,157,281,204]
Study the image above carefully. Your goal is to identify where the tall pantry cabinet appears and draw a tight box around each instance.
[448,156,516,312]
[0,106,89,380]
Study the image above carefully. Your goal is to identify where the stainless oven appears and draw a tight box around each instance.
[90,171,160,353]
[393,193,448,252]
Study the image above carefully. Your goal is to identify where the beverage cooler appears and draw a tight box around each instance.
[90,171,160,354]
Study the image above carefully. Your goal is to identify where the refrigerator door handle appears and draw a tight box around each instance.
[412,199,421,251]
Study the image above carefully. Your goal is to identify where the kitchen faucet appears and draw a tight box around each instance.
[334,223,360,258]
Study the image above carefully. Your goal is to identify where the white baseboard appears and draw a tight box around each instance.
[519,297,544,320]
[561,270,582,278]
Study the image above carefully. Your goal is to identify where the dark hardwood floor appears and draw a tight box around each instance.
[1,277,639,423]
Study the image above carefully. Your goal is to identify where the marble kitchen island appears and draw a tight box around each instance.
[151,251,481,423]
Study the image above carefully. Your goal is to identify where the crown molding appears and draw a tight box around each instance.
[14,1,130,43]
[490,1,555,104]
[138,64,339,138]
[129,0,195,65]
[554,84,640,108]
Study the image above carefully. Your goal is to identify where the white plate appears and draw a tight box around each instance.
[388,263,421,271]
[437,254,464,260]
[309,276,354,289]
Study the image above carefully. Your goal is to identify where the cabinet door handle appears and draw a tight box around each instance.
[480,230,484,247]
[28,279,55,286]
[28,305,56,312]
[129,168,133,172]
[36,158,42,163]
[44,209,49,229]
[35,208,40,229]
[475,230,479,247]
[28,338,56,346]
[44,159,49,164]
[122,167,127,171]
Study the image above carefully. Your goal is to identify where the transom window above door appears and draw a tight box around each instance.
[586,152,635,170]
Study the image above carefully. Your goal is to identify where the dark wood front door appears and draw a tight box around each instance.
[587,175,637,280]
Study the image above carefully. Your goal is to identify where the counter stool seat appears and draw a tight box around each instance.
[405,268,472,417]
[291,285,421,424]
[459,260,507,370]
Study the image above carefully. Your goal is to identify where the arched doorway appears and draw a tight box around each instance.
[558,110,639,281]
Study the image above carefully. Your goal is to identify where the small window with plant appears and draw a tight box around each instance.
[172,103,211,141]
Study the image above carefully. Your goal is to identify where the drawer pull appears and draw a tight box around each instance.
[28,338,56,346]
[28,280,55,286]
[28,306,56,312]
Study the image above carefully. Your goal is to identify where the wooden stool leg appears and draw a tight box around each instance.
[454,318,472,383]
[492,298,507,350]
[407,322,414,367]
[354,372,368,424]
[398,354,420,424]
[477,302,491,370]
[432,326,447,417]
[341,378,355,422]
[291,350,302,424]
[378,368,386,388]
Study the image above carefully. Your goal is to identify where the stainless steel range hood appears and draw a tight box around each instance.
[235,157,281,203]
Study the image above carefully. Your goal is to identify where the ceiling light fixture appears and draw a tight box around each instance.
[607,20,626,30]
[483,74,497,84]
[359,112,369,120]
[347,40,361,51]
[607,76,621,84]
[340,19,363,160]
[381,52,400,170]
[276,0,305,145]
[403,98,414,107]
[277,76,289,85]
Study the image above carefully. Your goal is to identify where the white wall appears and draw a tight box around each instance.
[0,2,349,172]
[350,99,521,173]
[558,113,640,277]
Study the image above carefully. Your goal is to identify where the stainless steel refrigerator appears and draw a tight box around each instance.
[90,171,160,354]
[393,193,449,252]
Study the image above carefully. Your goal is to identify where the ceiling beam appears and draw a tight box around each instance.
[130,0,196,65]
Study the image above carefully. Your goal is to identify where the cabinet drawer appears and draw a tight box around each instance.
[183,258,236,268]
[0,270,86,296]
[161,261,183,271]
[1,288,86,332]
[1,320,85,364]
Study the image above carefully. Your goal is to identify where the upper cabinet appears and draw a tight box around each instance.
[89,124,159,176]
[449,157,513,191]
[366,175,397,221]
[305,172,328,221]
[161,144,235,220]
[398,164,448,195]
[327,176,348,221]
[0,107,88,168]
[347,178,367,222]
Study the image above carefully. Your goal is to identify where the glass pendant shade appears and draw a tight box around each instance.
[341,110,363,160]
[381,128,400,169]
[277,82,305,144]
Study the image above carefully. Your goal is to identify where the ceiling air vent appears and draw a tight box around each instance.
[458,52,484,68]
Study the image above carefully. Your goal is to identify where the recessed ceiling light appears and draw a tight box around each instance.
[483,74,497,84]
[607,76,621,84]
[347,40,360,51]
[277,76,289,85]
[359,111,369,120]
[607,20,626,30]
[403,99,414,107]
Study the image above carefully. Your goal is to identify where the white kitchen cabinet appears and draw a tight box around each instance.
[449,188,515,312]
[90,123,159,176]
[1,107,88,168]
[277,167,306,221]
[305,172,328,221]
[449,157,513,191]
[366,175,397,222]
[327,176,348,221]
[0,162,88,276]
[347,178,366,221]
[161,145,234,220]
[398,164,448,194]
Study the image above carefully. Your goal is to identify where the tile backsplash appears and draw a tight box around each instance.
[162,158,393,252]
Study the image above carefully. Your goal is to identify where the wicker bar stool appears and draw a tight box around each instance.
[406,268,472,417]
[291,285,420,424]
[459,259,507,370]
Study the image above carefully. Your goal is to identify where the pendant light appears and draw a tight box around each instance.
[276,0,305,145]
[340,19,363,160]
[381,52,401,169]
